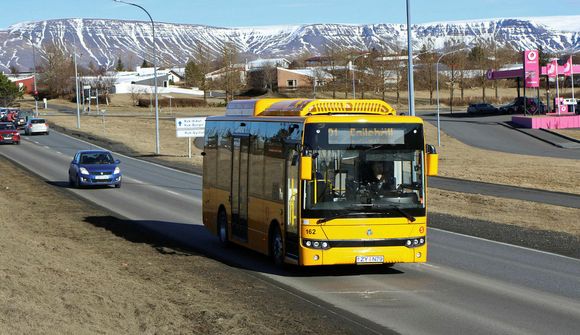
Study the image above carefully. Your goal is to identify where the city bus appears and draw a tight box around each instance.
[202,98,438,266]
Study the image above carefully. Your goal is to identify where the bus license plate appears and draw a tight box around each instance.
[356,255,384,264]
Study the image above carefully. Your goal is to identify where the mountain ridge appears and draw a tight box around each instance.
[1,16,578,72]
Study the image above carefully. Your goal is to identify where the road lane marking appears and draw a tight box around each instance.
[167,190,180,196]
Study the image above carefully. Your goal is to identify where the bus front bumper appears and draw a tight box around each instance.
[299,243,427,266]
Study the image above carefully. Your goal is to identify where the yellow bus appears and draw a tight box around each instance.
[202,99,438,266]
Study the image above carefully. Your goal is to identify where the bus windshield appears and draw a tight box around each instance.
[303,123,425,219]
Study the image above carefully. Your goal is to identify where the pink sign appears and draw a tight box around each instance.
[523,50,540,88]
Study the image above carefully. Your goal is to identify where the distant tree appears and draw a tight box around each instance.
[468,44,490,102]
[415,44,437,104]
[116,57,125,71]
[0,73,23,106]
[141,59,151,68]
[9,64,19,75]
[322,45,349,99]
[216,42,243,102]
[184,59,201,87]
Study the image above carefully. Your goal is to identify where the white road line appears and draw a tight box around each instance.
[56,130,202,178]
[44,146,50,149]
[167,190,180,196]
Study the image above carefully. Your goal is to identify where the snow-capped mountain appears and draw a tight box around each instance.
[0,16,578,72]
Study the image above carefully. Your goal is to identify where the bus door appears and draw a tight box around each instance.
[285,145,300,258]
[231,135,249,241]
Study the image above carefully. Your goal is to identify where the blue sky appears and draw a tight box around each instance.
[1,0,579,28]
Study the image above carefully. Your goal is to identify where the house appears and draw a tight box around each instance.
[246,58,290,71]
[205,64,247,84]
[277,67,333,90]
[6,74,36,94]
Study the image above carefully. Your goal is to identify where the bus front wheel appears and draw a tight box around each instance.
[270,224,284,266]
[217,210,229,246]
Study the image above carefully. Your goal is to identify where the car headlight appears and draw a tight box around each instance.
[114,167,121,174]
[79,167,90,175]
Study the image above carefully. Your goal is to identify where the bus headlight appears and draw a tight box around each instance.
[405,237,426,248]
[303,239,331,250]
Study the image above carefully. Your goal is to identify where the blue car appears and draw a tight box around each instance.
[68,150,122,188]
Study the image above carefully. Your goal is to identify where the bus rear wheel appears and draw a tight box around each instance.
[270,225,284,266]
[217,210,229,246]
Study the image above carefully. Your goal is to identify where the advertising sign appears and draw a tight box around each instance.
[523,50,540,88]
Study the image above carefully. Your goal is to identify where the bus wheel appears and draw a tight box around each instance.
[217,210,229,246]
[270,225,284,266]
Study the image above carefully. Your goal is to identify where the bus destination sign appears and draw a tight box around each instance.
[328,127,405,145]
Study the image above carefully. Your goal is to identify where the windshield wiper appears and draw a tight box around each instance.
[317,211,383,224]
[371,204,416,222]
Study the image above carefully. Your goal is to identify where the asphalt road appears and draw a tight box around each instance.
[418,111,580,159]
[1,131,579,335]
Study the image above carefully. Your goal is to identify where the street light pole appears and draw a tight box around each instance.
[73,49,81,128]
[114,0,159,155]
[406,0,415,116]
[436,48,468,146]
[350,53,369,99]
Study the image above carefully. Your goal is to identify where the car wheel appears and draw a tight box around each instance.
[270,224,285,266]
[14,141,19,145]
[217,210,229,246]
[114,183,121,188]
[74,175,81,189]
[68,175,74,187]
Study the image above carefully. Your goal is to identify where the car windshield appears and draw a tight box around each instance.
[80,152,115,164]
[303,123,426,219]
[0,123,15,130]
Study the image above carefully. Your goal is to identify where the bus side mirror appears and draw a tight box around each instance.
[426,144,438,176]
[300,156,312,180]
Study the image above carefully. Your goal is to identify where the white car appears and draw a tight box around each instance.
[25,118,49,135]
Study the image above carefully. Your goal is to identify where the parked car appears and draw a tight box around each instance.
[24,118,49,135]
[499,97,545,115]
[14,111,29,129]
[68,150,122,188]
[467,103,498,115]
[0,122,21,145]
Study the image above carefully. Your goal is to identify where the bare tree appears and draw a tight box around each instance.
[415,45,437,104]
[38,43,75,98]
[129,85,145,106]
[217,42,243,102]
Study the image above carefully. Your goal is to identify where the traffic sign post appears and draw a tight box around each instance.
[175,117,206,158]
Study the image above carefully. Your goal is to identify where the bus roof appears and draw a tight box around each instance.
[225,99,396,117]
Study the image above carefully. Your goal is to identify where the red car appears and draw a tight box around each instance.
[0,122,21,144]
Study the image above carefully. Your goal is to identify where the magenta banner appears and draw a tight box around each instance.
[547,59,558,78]
[523,50,540,88]
[563,56,573,77]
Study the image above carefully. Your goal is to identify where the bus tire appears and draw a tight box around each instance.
[217,209,229,246]
[270,224,284,266]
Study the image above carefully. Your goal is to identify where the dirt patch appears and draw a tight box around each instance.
[551,128,580,141]
[0,158,361,334]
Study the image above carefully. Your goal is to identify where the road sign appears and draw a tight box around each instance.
[175,117,206,138]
